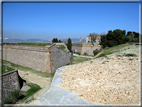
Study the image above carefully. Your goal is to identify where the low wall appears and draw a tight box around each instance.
[72,44,101,55]
[72,44,82,53]
[2,70,24,99]
[82,44,101,55]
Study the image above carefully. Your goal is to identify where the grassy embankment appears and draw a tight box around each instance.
[2,60,55,78]
[96,43,139,58]
[67,56,91,65]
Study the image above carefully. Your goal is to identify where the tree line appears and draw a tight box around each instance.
[100,29,141,48]
[52,38,72,52]
[52,38,62,43]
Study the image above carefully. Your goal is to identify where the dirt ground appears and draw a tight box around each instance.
[18,70,52,104]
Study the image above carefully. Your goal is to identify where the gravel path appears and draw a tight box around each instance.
[18,70,52,104]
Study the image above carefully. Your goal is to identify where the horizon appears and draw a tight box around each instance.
[3,2,139,41]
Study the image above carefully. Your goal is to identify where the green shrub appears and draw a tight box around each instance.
[11,90,20,103]
[74,52,80,55]
[93,49,100,56]
[11,90,20,99]
[104,47,110,50]
[83,52,88,55]
[3,97,11,104]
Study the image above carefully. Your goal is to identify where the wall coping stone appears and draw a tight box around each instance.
[3,45,48,52]
[1,69,18,76]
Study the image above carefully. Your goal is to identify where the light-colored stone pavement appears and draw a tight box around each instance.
[28,66,103,106]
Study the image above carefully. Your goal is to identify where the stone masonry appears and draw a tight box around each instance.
[2,70,22,99]
[72,43,101,55]
[3,44,72,74]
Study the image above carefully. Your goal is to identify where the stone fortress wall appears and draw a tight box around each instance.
[3,44,72,74]
[1,69,24,99]
[72,43,101,55]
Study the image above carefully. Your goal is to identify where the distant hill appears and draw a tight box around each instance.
[61,38,86,43]
[3,38,51,43]
[2,38,86,43]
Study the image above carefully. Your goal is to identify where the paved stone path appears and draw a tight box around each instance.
[28,66,103,106]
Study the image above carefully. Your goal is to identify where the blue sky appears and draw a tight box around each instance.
[3,2,139,41]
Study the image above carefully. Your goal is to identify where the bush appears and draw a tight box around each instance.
[3,97,11,104]
[11,90,20,103]
[93,49,100,56]
[104,47,110,50]
[74,52,80,55]
[83,52,88,55]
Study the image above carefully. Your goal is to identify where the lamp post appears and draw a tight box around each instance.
[5,38,8,71]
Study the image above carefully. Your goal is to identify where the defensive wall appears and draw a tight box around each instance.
[1,69,24,99]
[72,43,101,55]
[3,44,72,74]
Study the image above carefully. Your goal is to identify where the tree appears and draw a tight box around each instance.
[127,31,134,39]
[58,40,62,43]
[52,38,59,43]
[52,38,55,43]
[127,31,132,36]
[55,38,58,42]
[100,29,130,48]
[126,31,140,42]
[67,38,72,52]
[100,35,107,48]
[89,32,98,44]
[133,32,139,39]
